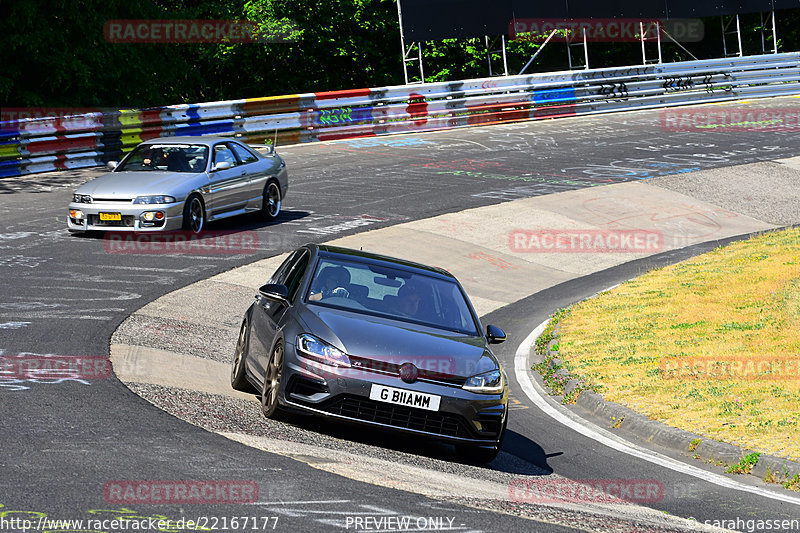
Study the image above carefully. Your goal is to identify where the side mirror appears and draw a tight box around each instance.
[212,161,232,172]
[258,283,289,303]
[486,325,506,344]
[107,161,118,170]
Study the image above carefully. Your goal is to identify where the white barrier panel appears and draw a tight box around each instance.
[1,53,799,177]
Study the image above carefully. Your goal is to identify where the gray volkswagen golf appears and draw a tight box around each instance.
[231,244,509,462]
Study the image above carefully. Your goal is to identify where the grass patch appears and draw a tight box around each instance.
[532,309,600,403]
[555,228,800,461]
[763,469,800,491]
[726,452,760,474]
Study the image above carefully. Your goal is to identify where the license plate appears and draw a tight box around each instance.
[99,212,122,221]
[369,384,441,412]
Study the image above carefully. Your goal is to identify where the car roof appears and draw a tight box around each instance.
[311,244,455,280]
[140,136,241,147]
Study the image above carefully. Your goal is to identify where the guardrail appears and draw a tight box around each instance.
[2,52,799,177]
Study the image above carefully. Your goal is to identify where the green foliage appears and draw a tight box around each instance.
[0,0,200,106]
[4,2,800,108]
[725,452,760,474]
[0,0,403,107]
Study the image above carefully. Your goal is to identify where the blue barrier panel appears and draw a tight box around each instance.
[174,121,236,136]
[0,159,22,178]
[532,87,577,104]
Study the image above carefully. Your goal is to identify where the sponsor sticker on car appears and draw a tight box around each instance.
[369,384,441,411]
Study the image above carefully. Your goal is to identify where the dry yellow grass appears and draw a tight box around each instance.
[558,227,800,461]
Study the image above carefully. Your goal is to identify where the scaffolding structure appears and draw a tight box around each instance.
[397,10,782,82]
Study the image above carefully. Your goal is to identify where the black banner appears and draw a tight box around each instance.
[398,0,796,41]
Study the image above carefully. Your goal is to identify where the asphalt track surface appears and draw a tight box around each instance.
[2,98,800,531]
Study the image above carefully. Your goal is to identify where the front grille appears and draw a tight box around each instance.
[348,355,466,386]
[92,198,133,203]
[320,395,473,439]
[88,215,136,227]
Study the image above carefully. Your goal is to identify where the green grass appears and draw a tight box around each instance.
[552,228,800,461]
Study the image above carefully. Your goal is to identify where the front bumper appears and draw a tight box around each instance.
[67,201,184,232]
[280,348,508,445]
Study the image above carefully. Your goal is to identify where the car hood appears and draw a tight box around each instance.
[75,171,203,199]
[298,305,495,379]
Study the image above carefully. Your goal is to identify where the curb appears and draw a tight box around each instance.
[533,311,800,489]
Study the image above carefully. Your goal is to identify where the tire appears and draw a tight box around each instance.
[231,319,255,393]
[182,194,205,233]
[260,180,281,221]
[261,340,284,418]
[457,412,507,464]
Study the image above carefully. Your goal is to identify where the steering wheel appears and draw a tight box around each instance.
[329,287,350,298]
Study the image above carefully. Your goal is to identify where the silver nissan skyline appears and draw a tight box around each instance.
[67,136,288,233]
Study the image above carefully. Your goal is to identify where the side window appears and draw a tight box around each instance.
[270,251,299,285]
[213,144,238,166]
[230,143,258,164]
[285,252,310,302]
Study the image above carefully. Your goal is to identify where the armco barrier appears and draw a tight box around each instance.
[2,53,799,177]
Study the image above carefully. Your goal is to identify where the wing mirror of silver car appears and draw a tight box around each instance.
[107,161,118,170]
[212,161,233,172]
[258,283,289,303]
[486,325,506,344]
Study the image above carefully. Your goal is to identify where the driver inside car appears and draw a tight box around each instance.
[396,281,422,318]
[142,148,168,168]
[309,266,351,301]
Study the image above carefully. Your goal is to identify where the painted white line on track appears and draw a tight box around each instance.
[514,318,800,507]
[247,500,352,505]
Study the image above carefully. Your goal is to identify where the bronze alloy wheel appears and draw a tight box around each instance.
[261,341,284,417]
[231,320,253,392]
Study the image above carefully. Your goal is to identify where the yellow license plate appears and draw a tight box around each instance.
[99,212,122,221]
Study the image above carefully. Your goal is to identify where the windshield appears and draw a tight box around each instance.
[306,257,480,335]
[116,144,209,173]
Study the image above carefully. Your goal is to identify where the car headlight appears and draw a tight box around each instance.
[72,194,92,203]
[296,333,351,368]
[463,369,504,394]
[133,195,177,205]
